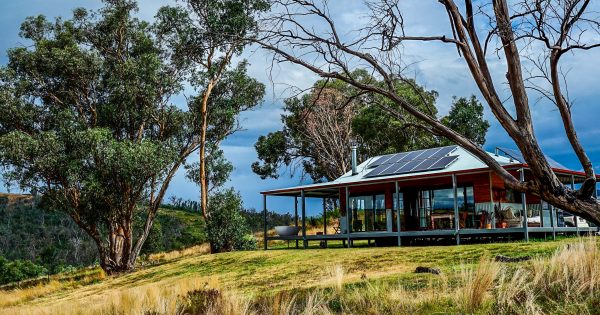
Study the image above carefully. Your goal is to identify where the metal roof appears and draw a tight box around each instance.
[261,145,598,197]
[496,147,567,169]
[262,146,523,196]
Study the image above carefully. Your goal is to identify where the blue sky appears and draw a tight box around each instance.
[1,1,599,216]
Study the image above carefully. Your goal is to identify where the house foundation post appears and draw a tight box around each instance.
[571,175,579,236]
[520,168,529,242]
[345,186,351,248]
[395,181,401,246]
[323,197,327,248]
[301,190,307,249]
[294,196,299,248]
[551,205,556,240]
[263,194,267,250]
[452,174,460,245]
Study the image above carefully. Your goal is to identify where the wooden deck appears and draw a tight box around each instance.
[266,226,598,247]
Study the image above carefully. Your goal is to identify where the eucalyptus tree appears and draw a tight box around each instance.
[0,1,197,274]
[256,0,600,223]
[252,78,361,182]
[441,96,489,147]
[154,0,269,219]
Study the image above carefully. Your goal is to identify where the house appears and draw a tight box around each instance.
[260,145,599,249]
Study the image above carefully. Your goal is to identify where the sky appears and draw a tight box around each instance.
[0,1,599,216]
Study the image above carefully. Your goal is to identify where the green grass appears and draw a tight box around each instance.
[1,237,579,310]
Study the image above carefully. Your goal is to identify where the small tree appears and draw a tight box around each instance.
[441,96,490,147]
[252,79,358,182]
[206,189,256,253]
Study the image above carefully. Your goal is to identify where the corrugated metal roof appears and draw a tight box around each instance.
[496,147,567,169]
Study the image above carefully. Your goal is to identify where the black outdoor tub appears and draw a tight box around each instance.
[274,226,300,236]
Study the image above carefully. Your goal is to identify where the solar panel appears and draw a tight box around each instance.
[395,159,424,174]
[414,149,436,160]
[385,161,409,174]
[411,157,440,172]
[366,162,393,177]
[364,146,461,178]
[385,152,408,164]
[402,150,425,161]
[430,145,457,159]
[369,154,394,168]
[429,155,459,170]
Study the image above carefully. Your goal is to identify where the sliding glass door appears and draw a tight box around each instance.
[349,194,386,232]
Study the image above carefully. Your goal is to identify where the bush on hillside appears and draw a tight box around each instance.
[207,189,257,253]
[0,256,47,285]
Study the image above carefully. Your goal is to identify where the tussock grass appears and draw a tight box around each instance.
[3,276,208,315]
[326,264,344,292]
[0,268,106,308]
[455,255,500,313]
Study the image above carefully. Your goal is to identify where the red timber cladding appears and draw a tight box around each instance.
[339,187,346,215]
[490,170,541,203]
[458,172,492,203]
[338,172,495,211]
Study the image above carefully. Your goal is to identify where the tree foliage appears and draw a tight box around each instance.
[441,96,489,147]
[182,61,265,197]
[0,256,47,285]
[252,72,488,182]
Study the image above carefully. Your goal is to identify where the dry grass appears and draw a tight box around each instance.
[0,269,106,308]
[326,264,345,292]
[455,255,500,313]
[0,281,64,309]
[2,276,209,315]
[146,243,211,264]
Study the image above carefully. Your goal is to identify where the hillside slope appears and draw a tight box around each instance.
[0,238,578,314]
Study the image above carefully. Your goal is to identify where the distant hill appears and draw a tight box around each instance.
[0,193,206,274]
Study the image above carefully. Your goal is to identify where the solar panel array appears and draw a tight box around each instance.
[365,146,459,178]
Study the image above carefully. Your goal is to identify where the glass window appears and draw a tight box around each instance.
[419,190,432,229]
[373,194,386,231]
[393,192,404,231]
[414,186,475,230]
[349,194,386,232]
[541,201,552,227]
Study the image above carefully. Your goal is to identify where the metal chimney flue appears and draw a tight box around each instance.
[350,141,358,176]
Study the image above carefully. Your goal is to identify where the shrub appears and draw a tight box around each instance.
[140,219,165,255]
[0,256,48,285]
[206,189,257,253]
[182,288,222,314]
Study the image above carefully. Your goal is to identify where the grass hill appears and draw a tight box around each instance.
[1,237,596,314]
